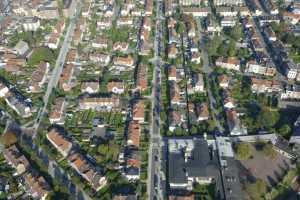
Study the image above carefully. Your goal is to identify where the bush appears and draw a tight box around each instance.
[234,143,252,160]
[245,179,267,200]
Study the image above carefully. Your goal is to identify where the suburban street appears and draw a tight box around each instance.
[197,19,225,134]
[147,0,164,199]
[33,2,82,134]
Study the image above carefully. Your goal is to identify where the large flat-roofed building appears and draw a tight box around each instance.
[166,137,224,199]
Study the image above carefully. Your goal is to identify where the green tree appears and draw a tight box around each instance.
[257,107,279,130]
[229,24,243,41]
[262,143,277,159]
[227,40,236,57]
[277,124,291,138]
[245,179,267,200]
[234,143,251,160]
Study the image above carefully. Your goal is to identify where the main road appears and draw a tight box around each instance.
[147,0,164,199]
[33,2,82,134]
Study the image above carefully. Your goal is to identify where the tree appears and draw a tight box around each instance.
[234,143,251,160]
[245,179,267,200]
[262,143,277,159]
[1,131,17,147]
[229,24,243,41]
[277,124,291,138]
[257,107,279,130]
[227,40,236,57]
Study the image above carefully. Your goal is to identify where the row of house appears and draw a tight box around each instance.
[3,145,51,200]
[121,99,145,180]
[46,128,107,191]
[0,78,32,117]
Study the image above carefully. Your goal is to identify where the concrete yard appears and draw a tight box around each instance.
[238,144,292,186]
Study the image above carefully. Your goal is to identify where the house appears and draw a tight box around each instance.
[167,138,221,191]
[79,96,120,111]
[142,17,152,31]
[191,52,201,64]
[170,81,181,105]
[195,103,209,121]
[5,92,32,117]
[49,97,65,124]
[193,73,205,93]
[14,40,29,56]
[117,17,134,27]
[250,78,282,93]
[168,65,177,81]
[221,16,236,27]
[3,145,30,176]
[124,149,141,178]
[36,7,60,19]
[213,0,244,6]
[113,42,129,52]
[263,26,276,42]
[281,84,300,100]
[132,100,145,123]
[216,57,240,71]
[59,64,74,91]
[81,81,99,94]
[127,121,140,147]
[226,109,247,136]
[218,74,230,89]
[0,81,9,98]
[186,20,197,38]
[97,17,112,29]
[22,17,40,31]
[169,110,184,132]
[107,81,125,94]
[290,115,300,144]
[145,0,153,16]
[136,64,147,91]
[216,7,238,17]
[282,12,300,25]
[223,90,235,109]
[68,153,107,191]
[168,44,178,59]
[23,171,51,200]
[92,37,108,49]
[47,128,73,158]
[283,61,300,80]
[182,7,211,17]
[89,53,111,66]
[245,60,276,76]
[113,55,135,67]
[28,62,49,93]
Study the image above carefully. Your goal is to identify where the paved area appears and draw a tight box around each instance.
[239,144,292,186]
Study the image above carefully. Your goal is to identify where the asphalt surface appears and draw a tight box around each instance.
[147,0,164,199]
[33,2,82,134]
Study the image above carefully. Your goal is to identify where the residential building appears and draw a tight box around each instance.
[250,77,282,93]
[89,53,111,66]
[226,109,247,136]
[182,7,211,17]
[107,81,125,94]
[23,172,51,200]
[290,115,300,144]
[22,17,40,31]
[195,103,209,121]
[132,100,145,123]
[14,40,29,56]
[68,153,107,191]
[3,145,30,176]
[216,57,240,71]
[49,97,65,124]
[113,55,135,67]
[81,81,99,94]
[28,61,49,93]
[218,74,230,89]
[213,0,244,6]
[47,128,73,158]
[79,96,121,111]
[127,121,140,147]
[136,64,147,91]
[59,64,75,91]
[281,84,300,100]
